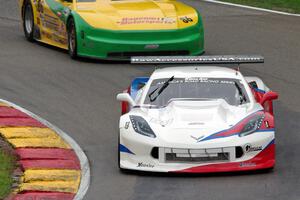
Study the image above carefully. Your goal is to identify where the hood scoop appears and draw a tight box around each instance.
[153,100,241,128]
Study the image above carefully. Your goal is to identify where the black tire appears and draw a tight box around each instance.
[67,18,78,59]
[23,1,34,42]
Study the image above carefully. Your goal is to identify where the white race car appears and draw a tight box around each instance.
[117,56,278,173]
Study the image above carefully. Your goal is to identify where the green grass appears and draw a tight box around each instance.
[0,149,15,199]
[220,0,300,14]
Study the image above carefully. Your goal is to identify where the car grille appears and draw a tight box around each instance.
[165,152,229,162]
[107,51,189,59]
[159,147,235,163]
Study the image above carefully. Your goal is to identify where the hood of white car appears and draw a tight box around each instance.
[135,99,261,144]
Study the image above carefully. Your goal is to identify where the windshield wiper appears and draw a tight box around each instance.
[235,82,247,104]
[148,76,174,102]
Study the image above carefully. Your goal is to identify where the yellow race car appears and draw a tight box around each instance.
[19,0,204,60]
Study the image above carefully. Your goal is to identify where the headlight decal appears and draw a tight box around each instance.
[239,115,264,137]
[199,110,274,142]
[129,115,156,138]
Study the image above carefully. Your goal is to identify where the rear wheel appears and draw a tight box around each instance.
[23,1,34,41]
[67,18,78,59]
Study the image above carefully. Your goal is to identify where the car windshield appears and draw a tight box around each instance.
[144,77,249,107]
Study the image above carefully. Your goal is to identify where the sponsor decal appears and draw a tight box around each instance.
[239,162,256,167]
[37,0,44,13]
[63,8,70,16]
[144,44,159,49]
[244,144,263,153]
[43,20,58,31]
[117,17,175,25]
[58,23,67,37]
[185,77,235,84]
[137,162,154,168]
[180,16,193,23]
[131,55,264,64]
[125,122,130,129]
[156,77,235,86]
[42,31,52,40]
[188,122,205,125]
[52,34,67,45]
[57,11,62,17]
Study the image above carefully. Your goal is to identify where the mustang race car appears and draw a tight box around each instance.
[19,0,204,60]
[116,55,278,173]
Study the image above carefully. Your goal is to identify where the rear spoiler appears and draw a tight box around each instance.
[131,55,264,65]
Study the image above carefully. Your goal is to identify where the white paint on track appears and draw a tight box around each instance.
[202,0,300,17]
[0,98,90,200]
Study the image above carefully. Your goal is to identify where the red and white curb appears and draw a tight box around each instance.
[0,98,90,200]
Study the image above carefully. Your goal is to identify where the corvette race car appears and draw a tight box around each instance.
[19,0,204,60]
[116,55,278,173]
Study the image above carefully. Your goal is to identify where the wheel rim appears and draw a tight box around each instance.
[69,24,76,53]
[24,4,33,34]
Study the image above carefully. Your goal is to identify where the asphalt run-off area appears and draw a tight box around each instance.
[0,0,300,199]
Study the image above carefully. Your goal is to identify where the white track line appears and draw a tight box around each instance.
[0,99,90,200]
[202,0,300,17]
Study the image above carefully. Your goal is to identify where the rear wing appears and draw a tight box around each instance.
[131,55,264,65]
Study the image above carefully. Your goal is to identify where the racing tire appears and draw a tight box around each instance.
[67,18,78,59]
[23,0,34,42]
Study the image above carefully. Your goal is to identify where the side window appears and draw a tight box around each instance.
[249,81,263,102]
[135,88,144,104]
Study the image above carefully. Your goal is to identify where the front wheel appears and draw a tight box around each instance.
[23,1,34,41]
[67,18,78,59]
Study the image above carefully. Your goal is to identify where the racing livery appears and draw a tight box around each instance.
[19,0,204,60]
[116,56,278,173]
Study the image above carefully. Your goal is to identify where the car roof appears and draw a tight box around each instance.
[150,66,243,80]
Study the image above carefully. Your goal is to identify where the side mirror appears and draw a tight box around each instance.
[260,91,278,105]
[116,93,136,107]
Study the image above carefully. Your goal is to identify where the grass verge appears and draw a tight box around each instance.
[0,149,15,199]
[220,0,300,14]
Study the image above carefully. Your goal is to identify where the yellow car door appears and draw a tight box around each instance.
[38,0,69,49]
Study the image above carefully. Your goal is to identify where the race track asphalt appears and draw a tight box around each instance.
[0,1,300,199]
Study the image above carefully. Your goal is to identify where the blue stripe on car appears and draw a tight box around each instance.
[119,144,135,155]
[198,128,275,142]
[253,87,266,94]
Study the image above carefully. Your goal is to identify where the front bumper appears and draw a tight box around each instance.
[74,14,204,60]
[119,130,275,173]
